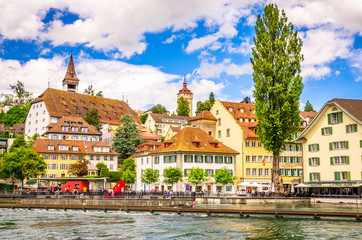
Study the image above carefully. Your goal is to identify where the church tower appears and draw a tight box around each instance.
[177,76,193,117]
[62,54,79,93]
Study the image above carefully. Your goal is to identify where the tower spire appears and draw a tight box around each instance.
[183,75,187,88]
[62,53,80,93]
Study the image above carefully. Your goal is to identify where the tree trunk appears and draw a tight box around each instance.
[272,153,280,193]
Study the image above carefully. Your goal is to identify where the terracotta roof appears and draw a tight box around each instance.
[170,126,181,132]
[63,54,79,83]
[149,113,189,123]
[327,98,362,122]
[33,139,119,155]
[132,141,162,158]
[178,77,192,94]
[189,111,217,122]
[88,165,99,171]
[220,101,257,121]
[300,111,317,120]
[150,127,239,154]
[141,133,161,140]
[32,88,141,125]
[45,116,101,136]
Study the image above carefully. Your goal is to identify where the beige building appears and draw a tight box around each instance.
[177,77,193,117]
[296,98,362,194]
[144,113,189,137]
[188,110,217,137]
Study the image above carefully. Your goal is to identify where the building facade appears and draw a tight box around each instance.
[177,77,193,117]
[144,113,189,137]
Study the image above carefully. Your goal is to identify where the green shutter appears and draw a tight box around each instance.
[346,125,349,133]
[360,140,362,148]
[339,112,343,123]
[184,169,187,176]
[211,156,213,163]
[329,143,333,150]
[201,155,204,163]
[284,169,287,176]
[308,145,311,152]
[220,156,223,163]
[191,155,194,163]
[296,157,299,163]
[318,173,320,181]
[289,145,292,151]
[184,155,187,162]
[163,156,166,163]
[345,141,349,149]
[290,157,293,163]
[330,127,333,135]
[194,155,198,163]
[328,114,331,124]
[279,169,281,175]
[321,128,325,135]
[309,173,312,181]
[212,169,214,174]
[317,158,320,166]
[297,169,300,176]
[317,144,319,151]
[347,172,351,181]
[346,156,350,164]
[215,156,218,163]
[334,172,340,180]
[309,158,312,166]
[295,145,299,151]
[291,169,294,176]
[169,155,171,163]
[174,155,177,162]
[230,157,233,164]
[330,157,334,165]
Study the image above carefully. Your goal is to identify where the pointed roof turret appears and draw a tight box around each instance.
[63,54,79,83]
[178,75,192,94]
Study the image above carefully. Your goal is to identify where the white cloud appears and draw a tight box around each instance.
[196,58,252,78]
[240,86,254,96]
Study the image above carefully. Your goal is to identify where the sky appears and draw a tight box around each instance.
[0,0,361,114]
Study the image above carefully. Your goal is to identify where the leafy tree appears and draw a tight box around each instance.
[26,133,40,148]
[84,85,103,97]
[139,114,148,124]
[186,167,207,188]
[0,105,30,126]
[195,92,215,115]
[112,114,143,162]
[9,135,27,152]
[140,168,159,190]
[83,108,102,132]
[176,97,190,116]
[0,93,14,104]
[1,130,10,138]
[151,104,168,114]
[68,158,90,177]
[0,80,33,104]
[304,101,315,111]
[163,167,183,188]
[96,162,108,175]
[250,4,303,192]
[213,167,236,186]
[1,147,46,187]
[120,158,136,184]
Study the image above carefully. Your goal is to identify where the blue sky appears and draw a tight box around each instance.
[0,0,361,114]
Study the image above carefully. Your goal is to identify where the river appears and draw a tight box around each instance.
[0,206,361,240]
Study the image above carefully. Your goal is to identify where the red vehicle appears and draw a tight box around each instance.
[104,180,126,198]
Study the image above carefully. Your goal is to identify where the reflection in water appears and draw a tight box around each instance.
[0,208,361,240]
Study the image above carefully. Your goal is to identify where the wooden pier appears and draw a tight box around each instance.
[0,203,360,221]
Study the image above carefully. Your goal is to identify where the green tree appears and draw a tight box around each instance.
[9,135,27,152]
[96,162,108,175]
[195,92,215,115]
[68,158,90,177]
[186,167,207,189]
[84,85,103,97]
[112,114,143,162]
[304,101,314,111]
[163,167,183,189]
[212,167,236,186]
[120,158,136,184]
[26,133,40,148]
[250,4,303,193]
[176,97,190,116]
[0,105,30,126]
[151,104,168,114]
[10,80,33,104]
[1,147,46,187]
[83,108,102,132]
[139,114,148,124]
[140,168,159,190]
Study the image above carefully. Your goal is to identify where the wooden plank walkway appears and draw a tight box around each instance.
[0,204,360,221]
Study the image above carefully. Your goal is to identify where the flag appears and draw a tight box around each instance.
[262,158,265,166]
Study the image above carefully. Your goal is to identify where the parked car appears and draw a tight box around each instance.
[236,187,246,196]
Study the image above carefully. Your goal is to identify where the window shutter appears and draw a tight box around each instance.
[230,157,233,164]
[289,145,292,151]
[215,156,218,163]
[346,125,349,133]
[339,112,343,123]
[194,155,198,163]
[330,157,334,165]
[184,155,187,162]
[291,169,294,176]
[308,145,311,152]
[345,141,349,149]
[201,155,204,163]
[211,156,214,163]
[329,143,333,150]
[290,157,293,163]
[318,173,320,181]
[169,155,171,163]
[284,169,287,176]
[347,172,351,181]
[360,140,362,148]
[191,155,194,163]
[317,158,320,166]
[296,145,299,151]
[330,127,333,135]
[317,144,320,151]
[184,169,187,176]
[174,155,177,162]
[334,172,340,180]
[212,169,214,174]
[220,156,223,163]
[279,169,281,175]
[346,156,350,164]
[328,114,331,124]
[309,158,312,166]
[309,173,312,181]
[297,169,300,176]
[163,156,166,163]
[296,157,299,163]
[321,128,325,135]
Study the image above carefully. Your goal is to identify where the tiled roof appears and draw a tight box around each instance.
[189,111,217,122]
[149,113,189,123]
[33,139,119,155]
[141,133,161,140]
[132,141,162,158]
[63,54,79,83]
[220,101,257,121]
[150,127,239,154]
[300,111,317,120]
[170,126,181,132]
[45,116,101,136]
[88,165,99,171]
[32,88,141,125]
[328,98,362,122]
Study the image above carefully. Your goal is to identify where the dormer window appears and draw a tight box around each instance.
[64,121,69,124]
[59,145,69,151]
[240,108,244,113]
[72,146,79,152]
[229,108,233,112]
[81,127,88,132]
[72,127,78,131]
[251,119,255,122]
[71,121,76,124]
[239,118,243,122]
[245,119,249,123]
[62,126,69,131]
[252,110,255,113]
[48,145,54,151]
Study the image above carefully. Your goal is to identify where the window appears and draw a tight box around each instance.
[225,156,233,164]
[341,172,349,180]
[246,156,251,162]
[321,127,332,135]
[258,168,263,176]
[252,168,257,176]
[51,135,58,139]
[286,169,291,176]
[81,136,88,141]
[96,155,101,160]
[270,156,273,162]
[331,156,349,165]
[81,127,88,132]
[72,127,78,132]
[309,157,320,166]
[72,146,79,151]
[330,141,348,150]
[258,141,262,147]
[311,172,320,181]
[62,126,69,131]
[252,156,256,162]
[90,155,94,160]
[60,155,67,160]
[246,168,251,176]
[346,124,357,133]
[51,155,58,160]
[279,169,285,176]
[104,156,108,161]
[218,130,221,138]
[48,145,54,151]
[329,112,342,124]
[78,155,83,160]
[205,169,213,177]
[240,108,244,113]
[154,156,160,164]
[226,129,230,137]
[60,164,67,170]
[59,145,69,151]
[217,118,221,126]
[110,156,113,161]
[258,156,263,162]
[251,141,256,147]
[216,110,219,115]
[229,108,233,112]
[245,141,250,147]
[334,171,350,181]
[264,156,269,162]
[70,155,76,160]
[264,168,269,176]
[308,144,319,152]
[43,154,50,160]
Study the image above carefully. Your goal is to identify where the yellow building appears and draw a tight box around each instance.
[188,111,217,137]
[144,113,189,137]
[296,98,362,194]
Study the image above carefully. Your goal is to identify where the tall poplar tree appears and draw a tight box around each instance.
[304,101,314,111]
[176,97,190,116]
[251,4,303,193]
